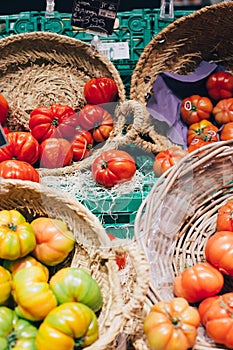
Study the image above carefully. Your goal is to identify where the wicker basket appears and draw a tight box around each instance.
[130,1,233,154]
[0,178,150,349]
[134,140,233,349]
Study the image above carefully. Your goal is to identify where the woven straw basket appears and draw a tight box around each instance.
[0,178,150,349]
[134,140,233,349]
[130,1,233,154]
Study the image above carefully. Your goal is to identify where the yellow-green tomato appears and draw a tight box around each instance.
[0,306,38,350]
[0,210,36,260]
[3,255,49,279]
[36,302,99,350]
[12,266,57,321]
[50,267,103,312]
[0,266,11,305]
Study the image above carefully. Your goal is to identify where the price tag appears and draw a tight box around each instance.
[0,125,8,148]
[98,42,130,60]
[71,0,120,35]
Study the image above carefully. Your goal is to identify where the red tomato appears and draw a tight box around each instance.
[206,71,233,100]
[0,94,9,125]
[213,98,233,125]
[92,150,136,188]
[71,130,94,161]
[173,262,224,303]
[0,131,39,165]
[107,233,126,270]
[153,147,188,176]
[39,138,73,168]
[216,200,233,231]
[29,104,78,143]
[78,105,114,142]
[0,159,40,182]
[84,77,118,105]
[187,119,219,145]
[187,138,215,153]
[180,95,213,125]
[205,230,233,276]
[220,122,233,141]
[198,293,233,348]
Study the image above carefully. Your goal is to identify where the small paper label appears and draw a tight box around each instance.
[98,42,130,60]
[71,0,120,35]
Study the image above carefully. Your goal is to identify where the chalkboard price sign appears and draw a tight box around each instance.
[71,0,120,35]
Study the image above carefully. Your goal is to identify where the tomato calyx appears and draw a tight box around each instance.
[8,222,17,231]
[164,306,182,327]
[7,332,17,348]
[51,117,59,127]
[101,160,108,169]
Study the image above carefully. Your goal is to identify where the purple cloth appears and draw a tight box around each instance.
[146,61,224,147]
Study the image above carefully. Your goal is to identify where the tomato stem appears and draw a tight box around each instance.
[8,223,17,231]
[101,160,108,169]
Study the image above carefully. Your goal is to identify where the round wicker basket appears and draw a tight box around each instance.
[130,1,233,154]
[0,178,150,349]
[134,140,233,349]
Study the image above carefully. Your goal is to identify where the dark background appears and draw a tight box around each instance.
[0,0,203,15]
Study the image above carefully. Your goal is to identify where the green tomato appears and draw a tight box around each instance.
[49,267,103,312]
[0,306,37,350]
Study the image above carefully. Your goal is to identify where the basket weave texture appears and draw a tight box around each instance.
[130,2,233,154]
[134,140,233,349]
[0,179,150,349]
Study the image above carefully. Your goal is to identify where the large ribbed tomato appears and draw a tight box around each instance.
[206,71,233,101]
[3,255,49,279]
[187,119,219,145]
[0,159,40,182]
[0,132,39,165]
[29,104,78,143]
[39,138,73,168]
[205,230,233,276]
[180,95,213,125]
[36,302,99,350]
[50,267,103,312]
[0,209,36,260]
[144,297,200,350]
[216,200,233,231]
[173,262,224,303]
[84,77,118,105]
[0,94,9,124]
[198,292,233,348]
[31,217,75,266]
[12,265,57,321]
[78,105,114,142]
[92,149,136,188]
[213,98,233,125]
[0,306,38,350]
[153,147,188,176]
[71,130,94,161]
[220,122,233,141]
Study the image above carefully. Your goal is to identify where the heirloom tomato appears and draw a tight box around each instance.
[78,104,114,142]
[71,130,94,161]
[216,200,233,231]
[173,262,224,303]
[187,137,215,153]
[29,104,78,143]
[153,147,188,176]
[3,255,49,279]
[0,209,36,260]
[50,267,103,312]
[0,266,11,305]
[206,70,233,100]
[36,302,99,350]
[0,93,9,124]
[205,230,233,276]
[39,137,73,168]
[187,119,219,145]
[0,306,38,350]
[0,159,40,182]
[180,95,213,125]
[0,131,39,165]
[220,122,233,140]
[84,77,118,105]
[12,265,57,321]
[92,149,136,188]
[31,217,75,266]
[212,97,233,125]
[198,292,233,348]
[144,297,200,350]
